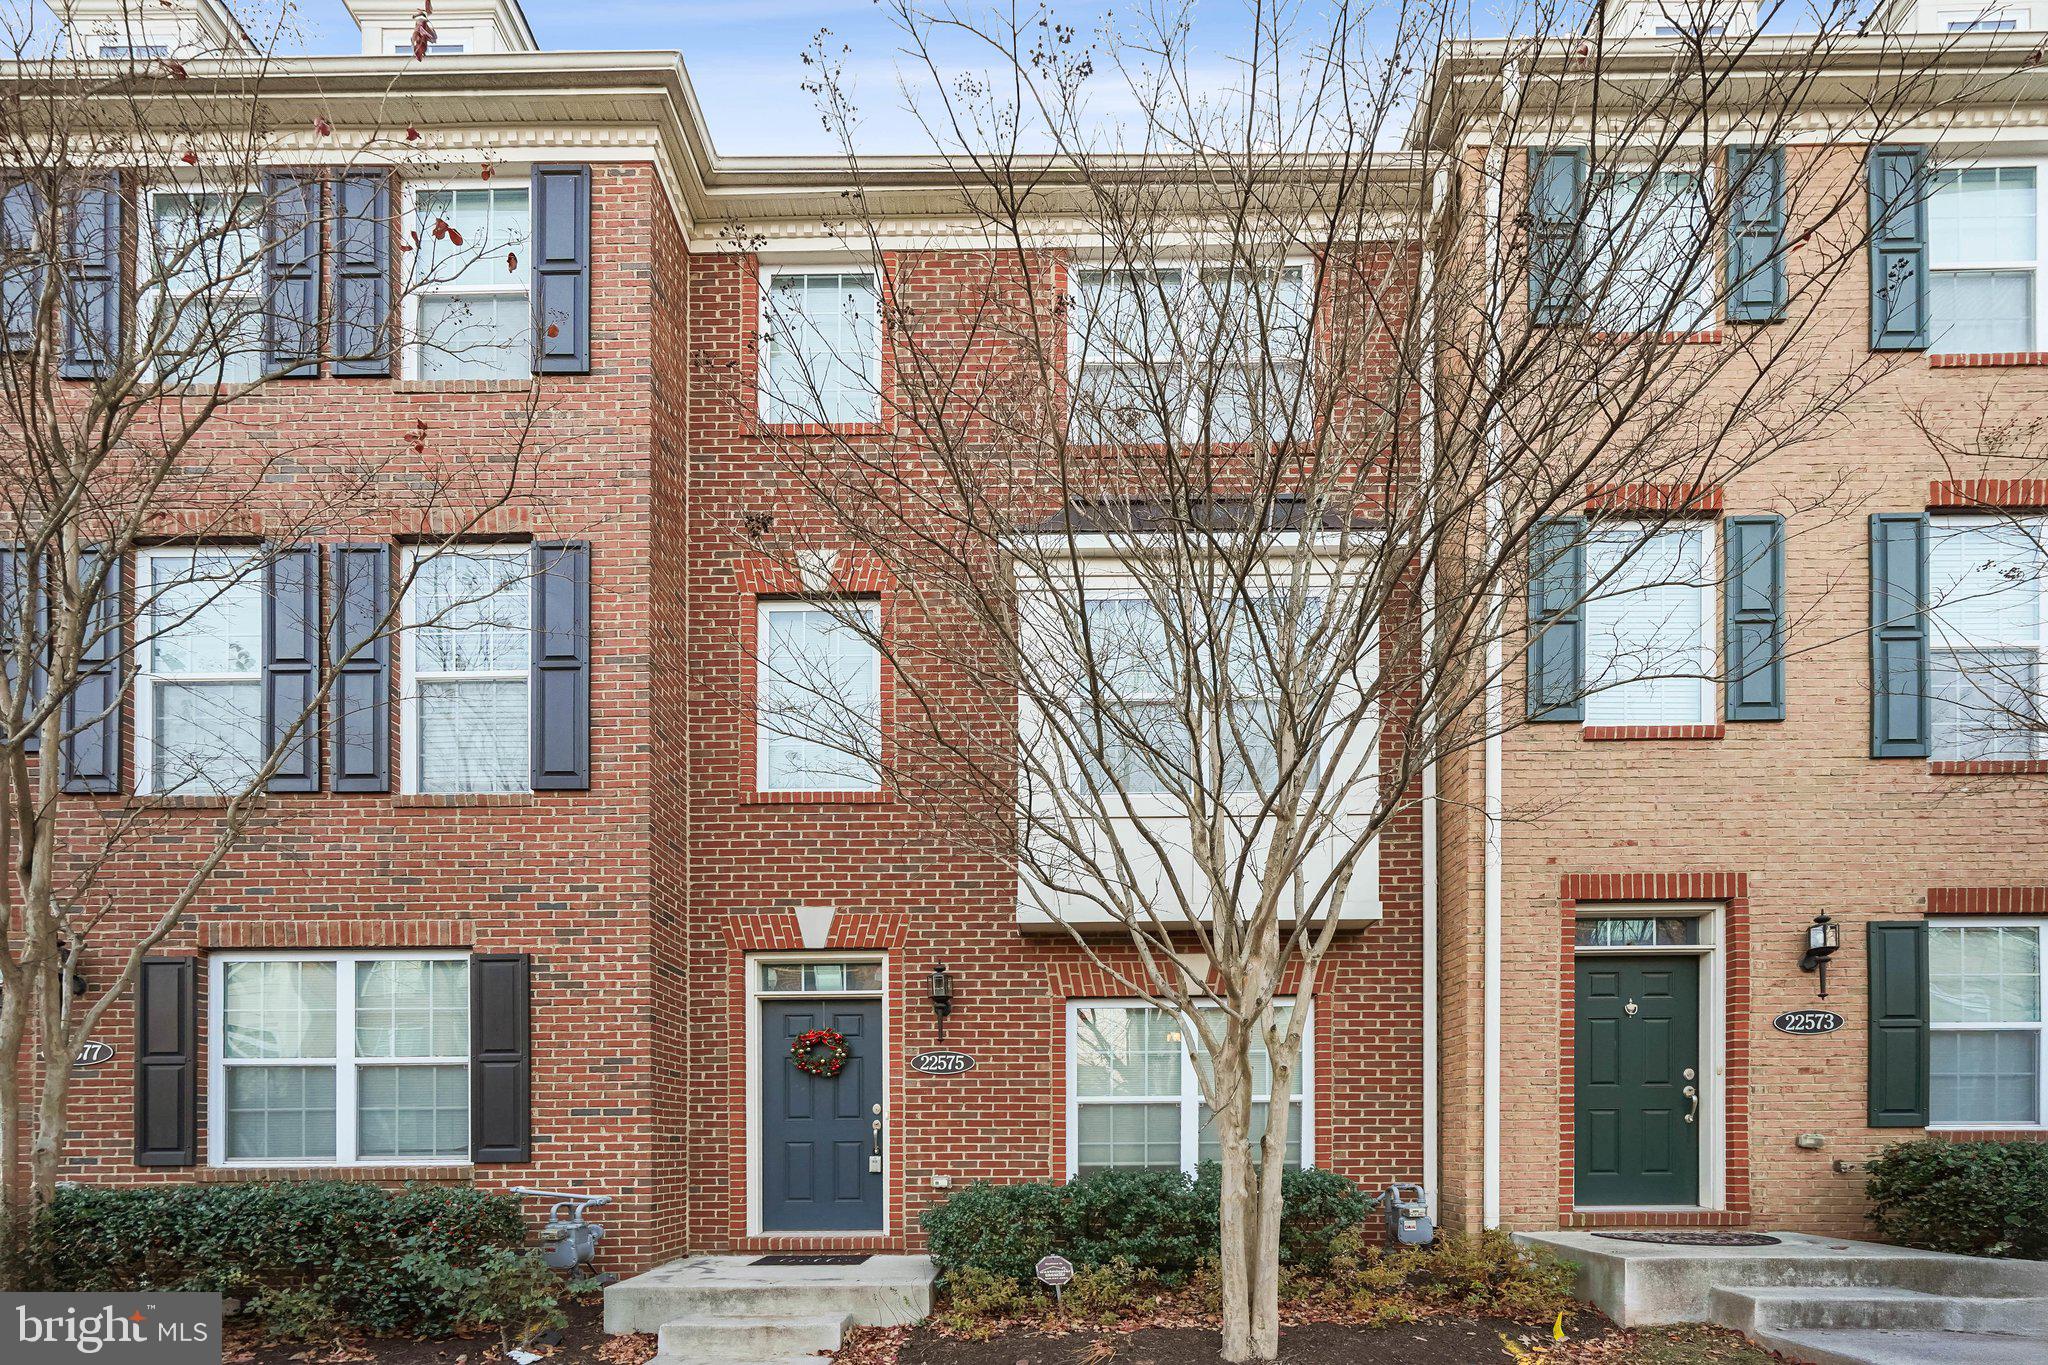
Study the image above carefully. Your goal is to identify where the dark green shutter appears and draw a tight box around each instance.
[263,545,319,792]
[60,174,122,380]
[471,953,533,1163]
[529,165,590,375]
[1870,514,1929,758]
[1868,146,1929,351]
[328,544,390,793]
[1868,921,1930,1128]
[60,549,122,794]
[530,540,590,789]
[1726,147,1786,324]
[1,546,44,752]
[1528,148,1587,326]
[330,172,390,376]
[262,171,322,378]
[1528,517,1586,722]
[134,956,197,1166]
[1724,514,1785,722]
[2,180,43,351]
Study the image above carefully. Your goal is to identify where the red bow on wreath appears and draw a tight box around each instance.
[790,1027,851,1078]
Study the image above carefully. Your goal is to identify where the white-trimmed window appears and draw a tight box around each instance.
[1069,264,1310,446]
[136,547,264,794]
[402,547,530,793]
[146,188,265,386]
[209,952,470,1165]
[1930,164,2042,355]
[760,270,880,425]
[1930,922,2044,1127]
[1939,7,2027,30]
[1068,1001,1309,1176]
[411,184,532,380]
[756,600,881,793]
[1584,167,1715,333]
[1928,516,2046,761]
[1582,521,1715,726]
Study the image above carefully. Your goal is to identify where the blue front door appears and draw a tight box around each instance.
[761,1000,884,1231]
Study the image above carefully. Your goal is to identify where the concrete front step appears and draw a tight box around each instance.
[1711,1284,2048,1337]
[654,1311,852,1363]
[1751,1325,2048,1365]
[604,1254,936,1336]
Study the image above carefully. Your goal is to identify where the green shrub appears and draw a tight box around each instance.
[26,1181,559,1340]
[1866,1139,2048,1259]
[397,1246,568,1348]
[1407,1231,1577,1321]
[920,1178,1069,1285]
[931,1266,1046,1338]
[1062,1256,1165,1322]
[1064,1167,1215,1274]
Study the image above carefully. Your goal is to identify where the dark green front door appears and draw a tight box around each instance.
[1575,955,1701,1207]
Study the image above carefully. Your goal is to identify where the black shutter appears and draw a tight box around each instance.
[1724,514,1786,722]
[1868,146,1929,351]
[471,953,532,1163]
[134,956,197,1166]
[2,180,44,351]
[1528,148,1586,327]
[328,544,390,793]
[60,174,122,380]
[61,549,122,794]
[331,172,390,377]
[1,546,44,752]
[1725,146,1786,324]
[530,541,590,790]
[263,545,319,792]
[1868,921,1930,1128]
[1527,517,1586,722]
[262,171,322,378]
[1871,513,1930,758]
[529,165,591,375]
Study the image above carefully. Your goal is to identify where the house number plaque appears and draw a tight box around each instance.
[1772,1009,1845,1035]
[909,1050,976,1076]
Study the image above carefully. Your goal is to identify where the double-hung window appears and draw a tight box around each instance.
[1068,1001,1309,1175]
[759,271,880,425]
[1929,165,2041,355]
[210,952,470,1165]
[1928,516,2046,760]
[1930,922,2044,1127]
[1581,522,1715,726]
[755,600,882,793]
[1583,168,1715,333]
[1940,7,2027,30]
[413,185,532,380]
[403,548,530,793]
[147,189,265,386]
[136,547,264,794]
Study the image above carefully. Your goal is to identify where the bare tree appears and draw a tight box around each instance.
[0,9,581,1278]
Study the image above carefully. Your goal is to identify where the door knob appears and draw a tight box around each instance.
[1682,1084,1699,1125]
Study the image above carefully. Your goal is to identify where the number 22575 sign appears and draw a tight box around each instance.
[1772,1009,1844,1035]
[908,1050,975,1076]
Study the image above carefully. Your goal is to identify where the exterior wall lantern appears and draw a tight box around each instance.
[928,962,955,1042]
[1799,913,1841,998]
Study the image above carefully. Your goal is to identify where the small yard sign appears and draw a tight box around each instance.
[1034,1254,1074,1287]
[1771,1009,1844,1035]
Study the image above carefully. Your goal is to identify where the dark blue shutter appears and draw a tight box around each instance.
[1868,921,1930,1128]
[1528,148,1586,326]
[530,540,590,789]
[1724,514,1785,722]
[1528,517,1586,722]
[1868,146,1929,351]
[471,953,532,1163]
[330,172,390,377]
[1725,147,1786,324]
[134,956,197,1166]
[2,180,44,351]
[262,171,322,378]
[263,545,319,792]
[529,164,591,375]
[1870,513,1930,758]
[60,174,122,380]
[1,547,44,752]
[328,543,390,793]
[61,549,122,794]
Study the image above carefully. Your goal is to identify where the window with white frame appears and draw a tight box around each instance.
[211,953,470,1164]
[1930,922,2044,1126]
[1583,167,1715,333]
[1069,264,1310,446]
[403,548,530,793]
[756,600,882,793]
[412,185,531,380]
[148,189,265,386]
[137,547,264,794]
[760,271,880,425]
[1929,165,2041,355]
[1939,7,2027,30]
[1928,516,2046,760]
[1069,1001,1308,1175]
[1582,522,1714,726]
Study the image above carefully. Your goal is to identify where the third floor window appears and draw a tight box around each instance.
[1582,522,1714,727]
[1929,164,2042,354]
[759,270,880,425]
[411,185,532,381]
[1928,516,2046,761]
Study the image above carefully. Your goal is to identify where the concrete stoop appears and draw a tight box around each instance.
[1517,1231,2048,1365]
[604,1254,936,1365]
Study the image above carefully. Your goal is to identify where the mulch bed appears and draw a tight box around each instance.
[223,1297,657,1365]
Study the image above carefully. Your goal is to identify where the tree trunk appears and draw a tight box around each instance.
[0,995,25,1290]
[1217,1130,1256,1362]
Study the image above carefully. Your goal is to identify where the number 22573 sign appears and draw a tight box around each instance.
[1772,1009,1844,1035]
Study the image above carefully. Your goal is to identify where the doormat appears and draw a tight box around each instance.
[751,1253,872,1266]
[1591,1231,1783,1247]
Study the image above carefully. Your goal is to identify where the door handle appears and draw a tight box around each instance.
[1682,1084,1699,1125]
[871,1117,882,1158]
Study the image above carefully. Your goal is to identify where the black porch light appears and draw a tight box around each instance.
[928,962,955,1041]
[1799,913,1841,998]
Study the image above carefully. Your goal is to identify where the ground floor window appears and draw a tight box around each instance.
[208,952,471,1166]
[1930,921,2044,1127]
[1067,1001,1308,1176]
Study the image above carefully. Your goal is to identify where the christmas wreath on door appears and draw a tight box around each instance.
[790,1027,851,1078]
